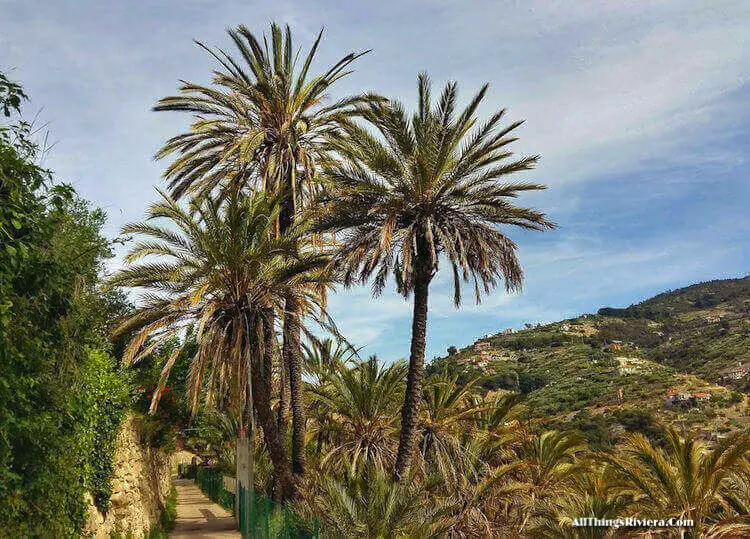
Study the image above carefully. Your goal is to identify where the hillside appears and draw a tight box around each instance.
[428,276,749,446]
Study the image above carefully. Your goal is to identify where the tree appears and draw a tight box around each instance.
[418,375,481,483]
[530,466,632,538]
[302,336,359,380]
[154,23,379,476]
[304,463,456,538]
[109,190,332,499]
[314,73,555,480]
[306,356,406,475]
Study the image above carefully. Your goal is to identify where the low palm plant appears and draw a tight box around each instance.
[473,393,527,465]
[314,73,555,480]
[307,356,405,475]
[418,375,481,483]
[302,336,359,381]
[301,463,456,538]
[605,428,750,536]
[529,465,632,539]
[514,431,588,531]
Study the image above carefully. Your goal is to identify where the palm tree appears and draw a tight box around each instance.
[306,356,405,475]
[313,73,555,480]
[530,466,632,539]
[109,190,331,499]
[515,430,587,531]
[302,336,359,381]
[418,375,481,483]
[154,22,380,476]
[301,464,456,538]
[472,393,527,467]
[606,428,750,536]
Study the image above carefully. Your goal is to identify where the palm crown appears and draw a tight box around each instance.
[154,23,378,202]
[316,73,555,304]
[108,190,330,415]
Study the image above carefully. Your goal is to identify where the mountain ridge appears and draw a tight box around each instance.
[428,275,749,446]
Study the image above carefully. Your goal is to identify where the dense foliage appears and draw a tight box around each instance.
[294,355,750,536]
[0,74,132,535]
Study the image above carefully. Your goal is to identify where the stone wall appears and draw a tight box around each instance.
[83,415,174,538]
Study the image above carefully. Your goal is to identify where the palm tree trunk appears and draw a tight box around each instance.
[283,293,305,475]
[253,309,295,500]
[277,335,290,443]
[394,270,431,481]
[279,175,305,476]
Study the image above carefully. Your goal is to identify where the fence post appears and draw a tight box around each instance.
[265,495,270,539]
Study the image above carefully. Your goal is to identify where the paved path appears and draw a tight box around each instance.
[171,478,240,538]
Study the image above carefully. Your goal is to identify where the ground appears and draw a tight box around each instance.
[171,478,240,538]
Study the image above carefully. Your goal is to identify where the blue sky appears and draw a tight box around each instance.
[2,0,748,362]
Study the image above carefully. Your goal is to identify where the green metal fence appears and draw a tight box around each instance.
[237,483,320,538]
[195,467,234,511]
[190,466,320,538]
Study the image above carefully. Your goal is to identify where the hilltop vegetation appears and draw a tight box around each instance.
[429,276,750,447]
[597,276,750,319]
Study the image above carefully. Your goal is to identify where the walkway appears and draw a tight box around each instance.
[171,478,241,538]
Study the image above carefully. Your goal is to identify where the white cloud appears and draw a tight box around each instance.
[2,0,748,360]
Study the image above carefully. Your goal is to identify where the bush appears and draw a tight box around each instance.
[147,485,178,538]
[0,77,132,534]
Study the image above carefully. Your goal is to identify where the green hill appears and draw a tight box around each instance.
[428,276,749,446]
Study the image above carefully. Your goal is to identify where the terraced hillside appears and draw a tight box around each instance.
[428,276,749,446]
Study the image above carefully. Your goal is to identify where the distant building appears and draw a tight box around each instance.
[474,341,491,352]
[502,328,516,336]
[666,389,711,407]
[705,315,721,324]
[561,324,571,332]
[722,366,750,381]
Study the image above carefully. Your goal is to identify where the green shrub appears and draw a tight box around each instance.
[0,75,133,535]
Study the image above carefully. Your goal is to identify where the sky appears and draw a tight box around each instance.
[2,0,749,362]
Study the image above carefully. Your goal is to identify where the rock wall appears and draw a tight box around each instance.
[83,415,174,538]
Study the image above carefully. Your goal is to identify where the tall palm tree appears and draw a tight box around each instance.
[108,190,331,499]
[606,428,750,536]
[153,22,380,476]
[313,73,555,480]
